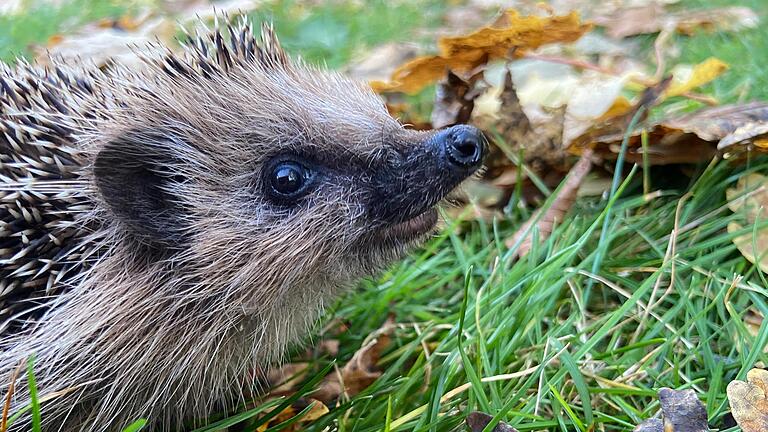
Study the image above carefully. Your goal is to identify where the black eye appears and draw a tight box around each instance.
[269,161,313,199]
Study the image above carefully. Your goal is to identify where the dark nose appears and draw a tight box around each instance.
[441,125,486,170]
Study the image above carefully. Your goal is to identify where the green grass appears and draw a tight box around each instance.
[2,0,768,431]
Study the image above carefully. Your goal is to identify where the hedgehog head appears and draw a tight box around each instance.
[88,24,486,326]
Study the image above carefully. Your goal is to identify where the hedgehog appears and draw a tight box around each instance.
[0,18,485,431]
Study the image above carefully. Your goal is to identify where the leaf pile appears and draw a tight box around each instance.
[369,4,766,256]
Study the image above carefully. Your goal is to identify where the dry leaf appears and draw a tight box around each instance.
[255,398,329,432]
[726,173,768,272]
[36,1,259,69]
[507,148,596,256]
[312,320,393,403]
[568,76,671,160]
[571,101,768,165]
[727,369,768,432]
[634,388,708,432]
[266,363,309,395]
[674,6,759,35]
[346,43,419,82]
[371,10,591,94]
[595,3,669,39]
[596,4,758,39]
[665,57,729,98]
[466,411,518,432]
[431,71,482,128]
[718,122,768,150]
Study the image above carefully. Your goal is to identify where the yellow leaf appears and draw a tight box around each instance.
[373,10,592,94]
[665,57,729,98]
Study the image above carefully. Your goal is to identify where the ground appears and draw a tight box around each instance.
[1,1,767,431]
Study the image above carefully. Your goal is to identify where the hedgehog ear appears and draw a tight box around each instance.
[94,131,189,248]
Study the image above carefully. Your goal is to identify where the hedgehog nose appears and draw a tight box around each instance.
[441,125,486,170]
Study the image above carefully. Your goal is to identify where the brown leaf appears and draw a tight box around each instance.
[570,100,768,165]
[312,320,393,403]
[635,388,708,432]
[595,3,669,39]
[674,7,759,35]
[255,398,329,432]
[595,4,758,39]
[633,418,663,432]
[266,363,310,395]
[466,411,518,432]
[372,10,591,94]
[431,71,482,129]
[718,122,768,150]
[492,72,569,172]
[346,43,419,83]
[567,76,671,161]
[506,148,596,256]
[727,369,768,432]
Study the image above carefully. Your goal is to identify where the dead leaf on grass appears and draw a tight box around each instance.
[719,122,768,150]
[634,388,708,432]
[726,173,768,272]
[665,57,729,98]
[595,4,758,39]
[570,100,768,165]
[507,148,597,256]
[266,362,310,396]
[727,369,768,432]
[346,43,419,83]
[254,398,329,432]
[36,1,259,69]
[312,319,393,403]
[371,10,591,94]
[466,411,518,432]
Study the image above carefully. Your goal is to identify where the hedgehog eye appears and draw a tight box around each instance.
[268,161,313,200]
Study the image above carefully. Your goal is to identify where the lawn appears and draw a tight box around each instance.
[2,1,767,431]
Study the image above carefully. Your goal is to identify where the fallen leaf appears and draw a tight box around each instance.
[466,411,518,432]
[507,148,597,256]
[570,101,768,165]
[674,6,760,35]
[596,4,758,39]
[567,76,671,161]
[726,173,768,272]
[718,122,768,150]
[372,10,591,94]
[665,57,729,98]
[727,369,768,432]
[726,173,768,220]
[36,1,259,69]
[595,3,669,39]
[743,309,768,353]
[431,71,482,128]
[255,398,329,432]
[312,319,393,403]
[266,363,310,395]
[634,388,708,432]
[346,43,419,82]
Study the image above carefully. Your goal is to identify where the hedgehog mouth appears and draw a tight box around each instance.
[377,208,439,243]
